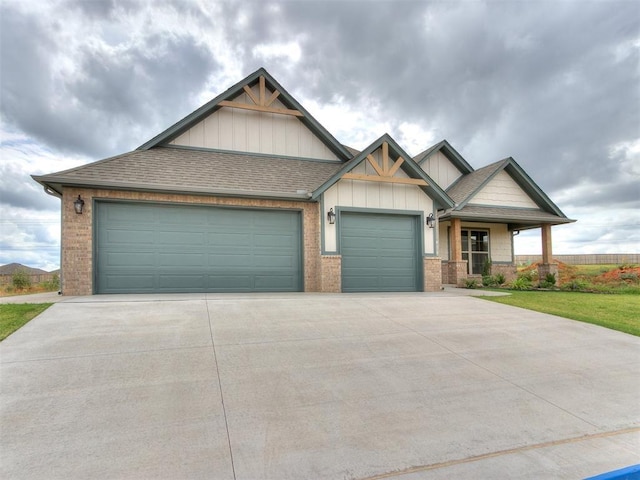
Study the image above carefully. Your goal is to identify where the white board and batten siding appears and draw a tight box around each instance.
[469,171,539,209]
[324,159,437,255]
[170,88,340,161]
[420,151,463,190]
[439,222,512,263]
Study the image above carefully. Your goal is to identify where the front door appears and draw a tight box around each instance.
[461,230,489,275]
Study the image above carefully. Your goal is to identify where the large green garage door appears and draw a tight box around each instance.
[95,202,302,294]
[341,212,421,292]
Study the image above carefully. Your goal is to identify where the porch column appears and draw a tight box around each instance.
[448,217,467,287]
[539,223,558,281]
[450,218,462,261]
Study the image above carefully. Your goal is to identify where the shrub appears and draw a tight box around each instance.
[12,269,31,290]
[510,277,532,290]
[465,278,479,289]
[539,273,557,289]
[619,272,639,283]
[482,274,505,287]
[42,274,60,291]
[482,260,492,277]
[560,279,589,292]
[518,270,536,282]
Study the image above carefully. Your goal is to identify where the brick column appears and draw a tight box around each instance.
[61,188,94,295]
[448,218,467,286]
[320,255,342,292]
[447,260,468,287]
[423,257,442,291]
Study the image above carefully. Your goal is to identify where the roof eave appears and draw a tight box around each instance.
[29,177,315,202]
[439,209,576,228]
[503,159,568,218]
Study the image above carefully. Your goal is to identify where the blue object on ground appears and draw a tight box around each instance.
[585,464,640,480]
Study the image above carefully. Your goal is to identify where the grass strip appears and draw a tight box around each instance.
[0,304,52,341]
[481,291,640,337]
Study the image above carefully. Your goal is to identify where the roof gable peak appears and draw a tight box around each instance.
[415,139,474,174]
[137,68,352,161]
[312,133,454,208]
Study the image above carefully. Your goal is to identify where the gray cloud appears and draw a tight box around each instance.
[1,2,220,158]
[0,182,59,212]
[235,1,639,204]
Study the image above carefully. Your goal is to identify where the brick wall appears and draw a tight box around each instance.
[491,263,517,282]
[60,187,321,295]
[423,257,442,292]
[319,255,341,292]
[62,188,93,295]
[441,261,450,284]
[441,260,468,287]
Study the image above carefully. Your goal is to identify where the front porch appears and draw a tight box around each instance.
[440,217,563,287]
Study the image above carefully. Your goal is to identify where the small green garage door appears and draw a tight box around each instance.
[95,202,302,294]
[340,212,421,292]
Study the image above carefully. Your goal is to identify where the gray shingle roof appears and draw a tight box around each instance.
[33,146,345,199]
[440,204,574,228]
[445,160,505,204]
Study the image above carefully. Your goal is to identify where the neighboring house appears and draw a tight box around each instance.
[33,68,574,295]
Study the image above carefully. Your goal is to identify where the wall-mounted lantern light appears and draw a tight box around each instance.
[327,208,336,225]
[426,213,435,228]
[73,195,85,214]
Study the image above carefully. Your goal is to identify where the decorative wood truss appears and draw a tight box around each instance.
[343,142,428,186]
[218,75,304,117]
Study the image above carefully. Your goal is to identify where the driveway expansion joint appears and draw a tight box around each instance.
[356,426,640,480]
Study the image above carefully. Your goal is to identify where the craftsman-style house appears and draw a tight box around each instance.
[34,68,573,295]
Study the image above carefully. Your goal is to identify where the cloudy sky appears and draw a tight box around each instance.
[1,0,638,271]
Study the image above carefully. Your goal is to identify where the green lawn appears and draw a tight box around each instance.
[0,304,52,341]
[481,291,640,336]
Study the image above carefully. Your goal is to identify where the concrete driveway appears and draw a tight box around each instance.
[1,292,638,479]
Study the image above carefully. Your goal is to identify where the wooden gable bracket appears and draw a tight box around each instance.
[218,75,304,117]
[343,142,429,186]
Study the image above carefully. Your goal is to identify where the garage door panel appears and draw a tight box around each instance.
[380,277,416,288]
[156,231,206,246]
[254,233,297,247]
[102,204,156,223]
[208,233,252,246]
[104,274,156,290]
[253,254,296,268]
[208,253,253,267]
[379,257,414,268]
[254,212,294,227]
[158,274,205,289]
[341,212,420,292]
[158,253,205,267]
[96,202,302,294]
[104,229,154,245]
[254,275,297,290]
[207,275,253,290]
[104,252,156,267]
[164,209,207,224]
